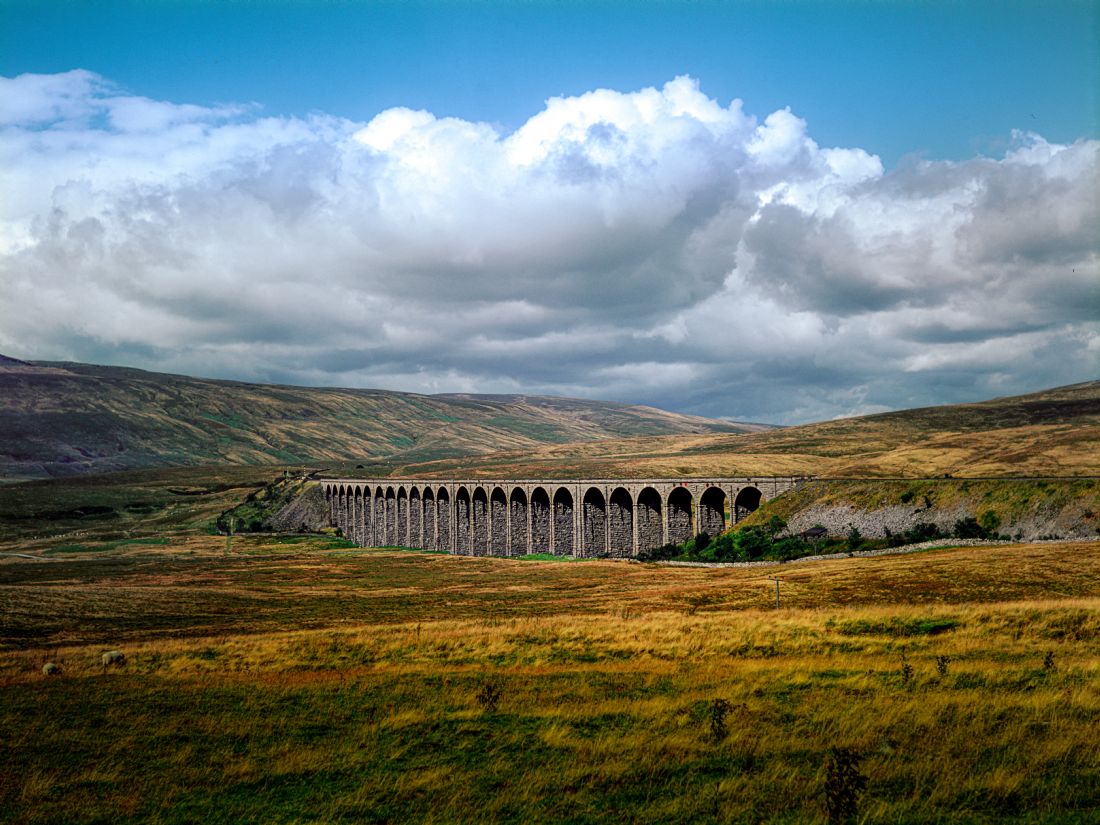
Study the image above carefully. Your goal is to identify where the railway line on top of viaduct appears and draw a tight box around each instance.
[321,477,805,558]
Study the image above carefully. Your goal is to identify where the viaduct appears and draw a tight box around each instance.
[321,477,804,558]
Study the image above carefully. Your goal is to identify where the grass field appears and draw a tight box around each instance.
[2,536,1098,823]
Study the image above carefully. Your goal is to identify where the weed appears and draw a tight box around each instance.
[1043,651,1056,672]
[824,747,867,825]
[936,655,950,678]
[708,698,733,742]
[899,652,914,686]
[475,678,503,712]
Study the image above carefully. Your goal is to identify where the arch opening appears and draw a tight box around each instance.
[608,487,634,557]
[422,487,436,550]
[397,488,409,547]
[531,487,550,554]
[637,487,663,552]
[409,487,422,548]
[509,488,529,556]
[734,486,762,522]
[384,487,396,546]
[582,488,607,557]
[437,488,451,552]
[455,487,471,555]
[473,487,489,556]
[490,487,508,556]
[700,487,727,537]
[668,487,694,546]
[553,488,575,556]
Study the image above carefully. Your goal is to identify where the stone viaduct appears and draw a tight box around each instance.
[321,477,803,558]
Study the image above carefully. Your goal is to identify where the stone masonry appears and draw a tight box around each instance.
[322,477,804,558]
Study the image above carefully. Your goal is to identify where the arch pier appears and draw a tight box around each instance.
[321,477,803,559]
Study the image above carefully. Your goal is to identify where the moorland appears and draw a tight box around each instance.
[1,360,1098,823]
[2,533,1098,823]
[0,355,753,482]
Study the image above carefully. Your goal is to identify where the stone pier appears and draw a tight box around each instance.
[321,477,803,558]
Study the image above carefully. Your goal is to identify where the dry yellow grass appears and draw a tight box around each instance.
[2,537,1099,823]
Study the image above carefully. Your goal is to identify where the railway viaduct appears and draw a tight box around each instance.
[321,477,804,558]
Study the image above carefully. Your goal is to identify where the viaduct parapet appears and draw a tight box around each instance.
[321,477,804,558]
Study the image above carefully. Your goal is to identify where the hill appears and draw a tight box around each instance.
[0,358,759,481]
[385,380,1100,479]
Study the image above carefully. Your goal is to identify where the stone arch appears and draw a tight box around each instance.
[509,487,529,556]
[637,487,663,552]
[353,486,364,545]
[734,486,762,522]
[455,487,471,555]
[409,487,422,548]
[553,487,574,556]
[422,487,436,550]
[582,487,607,557]
[531,487,550,554]
[490,487,508,556]
[608,487,634,557]
[333,485,344,535]
[473,487,489,556]
[437,487,451,552]
[373,486,385,546]
[668,486,694,545]
[385,487,396,546]
[397,487,409,546]
[700,487,727,537]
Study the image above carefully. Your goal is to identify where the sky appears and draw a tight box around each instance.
[0,0,1097,424]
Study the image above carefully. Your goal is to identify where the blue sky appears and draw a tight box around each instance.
[3,1,1096,168]
[0,1,1097,424]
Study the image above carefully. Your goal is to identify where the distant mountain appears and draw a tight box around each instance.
[0,357,764,481]
[390,381,1100,479]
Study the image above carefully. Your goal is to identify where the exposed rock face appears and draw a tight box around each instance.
[265,483,329,533]
[783,501,1098,541]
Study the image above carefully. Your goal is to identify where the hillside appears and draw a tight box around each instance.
[385,381,1100,479]
[0,357,759,481]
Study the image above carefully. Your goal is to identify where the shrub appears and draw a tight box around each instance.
[899,652,914,686]
[846,527,863,552]
[475,678,503,712]
[953,517,988,539]
[978,510,1002,535]
[824,747,867,825]
[708,698,732,742]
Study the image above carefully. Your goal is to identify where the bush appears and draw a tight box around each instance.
[475,679,503,712]
[824,747,867,825]
[846,527,863,552]
[953,517,988,539]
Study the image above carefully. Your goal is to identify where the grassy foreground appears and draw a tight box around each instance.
[2,538,1099,823]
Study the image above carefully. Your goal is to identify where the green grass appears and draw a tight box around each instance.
[830,617,962,637]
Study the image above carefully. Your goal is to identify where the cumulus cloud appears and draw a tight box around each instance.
[0,70,1096,423]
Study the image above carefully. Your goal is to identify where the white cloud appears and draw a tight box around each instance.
[0,70,1096,423]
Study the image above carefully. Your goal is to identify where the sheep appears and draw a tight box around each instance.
[42,662,60,676]
[101,650,126,668]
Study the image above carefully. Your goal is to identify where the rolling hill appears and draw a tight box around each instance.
[385,380,1100,479]
[0,356,761,481]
